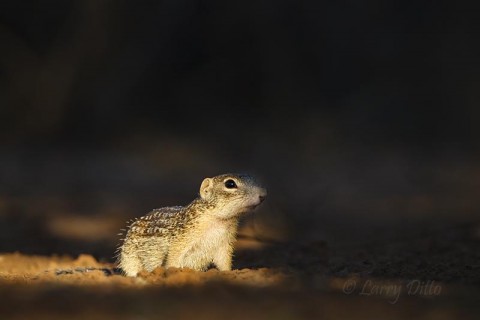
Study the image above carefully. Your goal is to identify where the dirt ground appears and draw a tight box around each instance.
[1,222,480,319]
[1,150,480,319]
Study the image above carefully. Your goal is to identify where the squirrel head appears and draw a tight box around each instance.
[199,173,267,219]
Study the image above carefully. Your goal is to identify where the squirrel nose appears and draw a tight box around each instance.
[259,195,266,203]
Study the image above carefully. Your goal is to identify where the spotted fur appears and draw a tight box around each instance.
[117,173,267,276]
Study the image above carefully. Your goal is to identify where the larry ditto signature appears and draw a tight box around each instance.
[342,279,442,304]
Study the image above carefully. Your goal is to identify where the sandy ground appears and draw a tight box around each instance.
[1,224,480,320]
[1,150,480,319]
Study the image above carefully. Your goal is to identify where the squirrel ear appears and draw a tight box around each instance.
[200,178,212,199]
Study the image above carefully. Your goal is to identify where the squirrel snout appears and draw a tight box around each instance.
[258,188,267,203]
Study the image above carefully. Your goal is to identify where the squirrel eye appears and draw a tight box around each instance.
[224,179,237,189]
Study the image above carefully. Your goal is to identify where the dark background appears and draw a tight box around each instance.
[0,0,479,258]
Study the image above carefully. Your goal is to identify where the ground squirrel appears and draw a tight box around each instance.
[117,173,267,276]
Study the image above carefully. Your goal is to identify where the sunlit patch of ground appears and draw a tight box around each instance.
[0,253,287,288]
[0,252,479,320]
[1,190,480,318]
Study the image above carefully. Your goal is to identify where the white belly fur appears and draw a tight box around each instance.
[175,223,232,270]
